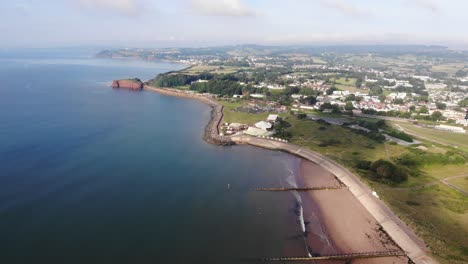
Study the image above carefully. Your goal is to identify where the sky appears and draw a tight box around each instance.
[1,0,468,49]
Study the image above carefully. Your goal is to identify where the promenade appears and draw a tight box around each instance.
[231,134,438,264]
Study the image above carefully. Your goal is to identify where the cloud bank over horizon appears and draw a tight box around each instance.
[1,0,468,49]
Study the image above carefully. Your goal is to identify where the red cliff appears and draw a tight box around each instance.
[111,79,144,90]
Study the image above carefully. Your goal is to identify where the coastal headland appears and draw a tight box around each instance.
[130,83,437,264]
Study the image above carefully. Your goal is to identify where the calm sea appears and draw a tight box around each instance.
[0,49,306,263]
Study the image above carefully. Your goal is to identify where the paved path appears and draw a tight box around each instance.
[231,135,438,264]
[389,175,468,195]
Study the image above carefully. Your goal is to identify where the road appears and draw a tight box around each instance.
[231,134,439,264]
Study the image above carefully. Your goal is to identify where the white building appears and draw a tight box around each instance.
[434,125,466,134]
[267,114,280,123]
[250,94,265,99]
[255,121,273,131]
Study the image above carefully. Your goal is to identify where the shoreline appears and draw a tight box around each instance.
[142,85,437,264]
[144,85,233,145]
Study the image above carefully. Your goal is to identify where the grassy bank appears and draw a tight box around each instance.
[218,101,467,263]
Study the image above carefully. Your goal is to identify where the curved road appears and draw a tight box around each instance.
[231,134,438,264]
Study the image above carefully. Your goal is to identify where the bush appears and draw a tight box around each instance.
[355,160,372,170]
[369,159,408,183]
[297,113,307,119]
[318,139,341,147]
[387,130,413,142]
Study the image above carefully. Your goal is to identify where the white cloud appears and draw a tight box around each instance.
[76,0,143,16]
[408,0,440,13]
[191,0,255,17]
[319,0,370,17]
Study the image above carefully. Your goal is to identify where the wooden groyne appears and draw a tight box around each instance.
[262,250,406,261]
[254,186,344,192]
[232,135,438,264]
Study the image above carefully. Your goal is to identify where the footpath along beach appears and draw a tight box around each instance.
[143,84,437,264]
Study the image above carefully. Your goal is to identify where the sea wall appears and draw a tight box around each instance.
[142,84,436,264]
[143,85,233,145]
[230,135,437,264]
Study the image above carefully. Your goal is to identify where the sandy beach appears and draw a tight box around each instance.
[141,85,434,264]
[299,160,408,263]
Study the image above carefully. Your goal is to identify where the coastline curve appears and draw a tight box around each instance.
[143,85,438,264]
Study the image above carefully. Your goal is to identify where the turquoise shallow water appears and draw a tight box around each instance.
[0,50,306,263]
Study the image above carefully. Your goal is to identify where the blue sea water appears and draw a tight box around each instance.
[0,49,306,263]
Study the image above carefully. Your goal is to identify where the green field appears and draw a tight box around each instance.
[220,105,468,262]
[379,180,468,264]
[448,177,468,191]
[312,57,327,64]
[432,63,466,74]
[331,77,357,86]
[285,116,388,167]
[219,100,275,125]
[390,121,468,152]
[179,65,245,75]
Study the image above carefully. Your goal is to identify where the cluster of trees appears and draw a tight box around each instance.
[362,109,413,119]
[386,129,413,142]
[459,97,468,107]
[150,72,214,87]
[319,102,341,113]
[356,159,408,183]
[190,80,244,96]
[209,61,250,67]
[395,149,466,167]
[361,108,446,121]
[357,119,386,131]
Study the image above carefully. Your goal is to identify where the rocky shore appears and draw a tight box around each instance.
[112,79,144,90]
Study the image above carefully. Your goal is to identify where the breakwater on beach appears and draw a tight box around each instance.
[0,56,312,263]
[142,85,436,264]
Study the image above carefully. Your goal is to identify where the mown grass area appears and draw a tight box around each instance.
[378,182,468,264]
[220,105,468,262]
[281,116,468,263]
[448,177,468,191]
[431,63,466,74]
[335,84,368,93]
[312,57,327,64]
[178,65,246,75]
[390,121,468,152]
[284,116,388,167]
[218,100,275,125]
[331,77,357,86]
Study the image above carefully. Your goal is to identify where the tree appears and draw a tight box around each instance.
[409,105,416,111]
[455,69,467,78]
[436,102,447,110]
[370,86,383,96]
[320,103,340,113]
[297,113,307,119]
[379,95,386,103]
[369,159,408,183]
[345,101,355,111]
[345,94,356,102]
[419,106,429,114]
[431,111,444,121]
[356,77,363,88]
[326,86,338,95]
[301,96,317,105]
[458,97,468,107]
[394,98,404,105]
